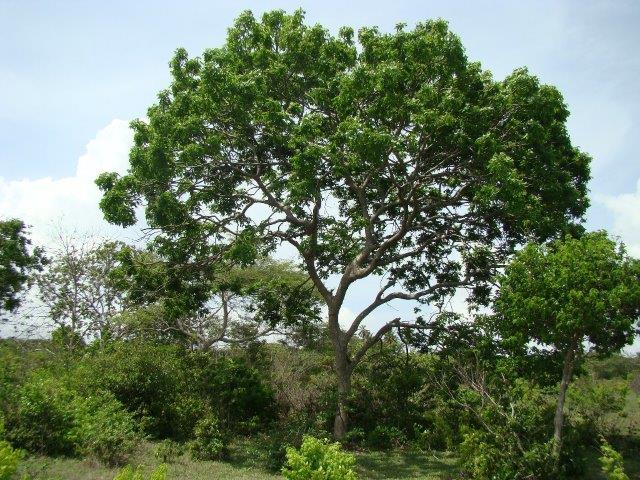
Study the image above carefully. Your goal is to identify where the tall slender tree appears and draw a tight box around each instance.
[97,10,590,438]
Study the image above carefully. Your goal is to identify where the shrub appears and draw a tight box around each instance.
[112,464,167,480]
[4,374,74,455]
[459,429,554,480]
[68,392,140,465]
[73,342,191,439]
[4,372,139,465]
[366,425,406,450]
[600,439,629,480]
[0,440,22,480]
[188,415,227,461]
[282,436,357,480]
[456,380,559,479]
[155,439,184,463]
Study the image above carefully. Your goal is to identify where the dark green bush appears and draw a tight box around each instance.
[72,342,275,440]
[366,425,406,450]
[68,392,140,465]
[188,415,228,461]
[73,341,190,439]
[4,371,139,464]
[5,374,75,455]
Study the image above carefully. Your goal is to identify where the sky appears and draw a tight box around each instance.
[1,0,639,349]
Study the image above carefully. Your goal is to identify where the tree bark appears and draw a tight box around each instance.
[552,345,576,462]
[329,309,353,440]
[334,353,352,440]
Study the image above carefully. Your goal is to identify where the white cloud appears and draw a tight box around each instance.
[598,178,640,257]
[0,119,140,247]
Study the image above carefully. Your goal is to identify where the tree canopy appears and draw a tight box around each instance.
[0,219,44,316]
[495,231,640,356]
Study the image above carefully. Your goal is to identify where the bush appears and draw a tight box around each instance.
[459,429,554,480]
[600,439,629,480]
[282,436,357,480]
[68,392,140,465]
[188,415,227,461]
[0,439,22,480]
[112,464,167,480]
[4,372,139,464]
[4,374,75,455]
[73,342,191,439]
[155,439,184,463]
[456,380,558,479]
[366,425,406,450]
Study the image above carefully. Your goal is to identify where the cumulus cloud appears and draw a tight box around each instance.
[598,178,640,257]
[0,119,140,247]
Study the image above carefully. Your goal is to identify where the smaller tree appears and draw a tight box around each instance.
[0,219,44,317]
[36,235,125,343]
[111,247,323,349]
[494,231,640,463]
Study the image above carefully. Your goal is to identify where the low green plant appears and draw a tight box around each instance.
[282,435,357,480]
[0,439,23,480]
[112,464,167,480]
[188,415,227,461]
[599,439,629,480]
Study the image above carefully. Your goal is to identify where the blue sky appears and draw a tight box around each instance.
[1,1,639,346]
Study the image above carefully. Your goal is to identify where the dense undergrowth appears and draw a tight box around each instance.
[0,334,639,479]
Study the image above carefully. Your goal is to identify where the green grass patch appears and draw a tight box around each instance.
[18,440,463,480]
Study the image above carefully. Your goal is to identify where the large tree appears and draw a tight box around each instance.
[0,219,44,317]
[97,10,590,438]
[494,232,640,463]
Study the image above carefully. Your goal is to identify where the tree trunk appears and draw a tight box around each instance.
[552,345,576,463]
[329,309,353,440]
[334,355,352,440]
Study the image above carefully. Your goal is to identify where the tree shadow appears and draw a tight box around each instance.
[356,450,461,479]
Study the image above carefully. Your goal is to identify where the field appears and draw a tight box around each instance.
[18,441,459,480]
[16,438,640,480]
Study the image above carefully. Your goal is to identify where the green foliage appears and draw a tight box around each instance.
[366,426,406,450]
[188,415,227,461]
[5,374,75,455]
[495,231,640,357]
[600,439,629,480]
[4,371,139,464]
[0,219,44,315]
[112,464,167,480]
[460,429,554,480]
[568,375,628,439]
[0,439,22,480]
[73,341,195,439]
[282,436,357,480]
[457,380,558,479]
[155,439,184,463]
[68,392,140,465]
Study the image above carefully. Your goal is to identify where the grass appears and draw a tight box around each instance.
[355,450,459,479]
[18,440,461,480]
